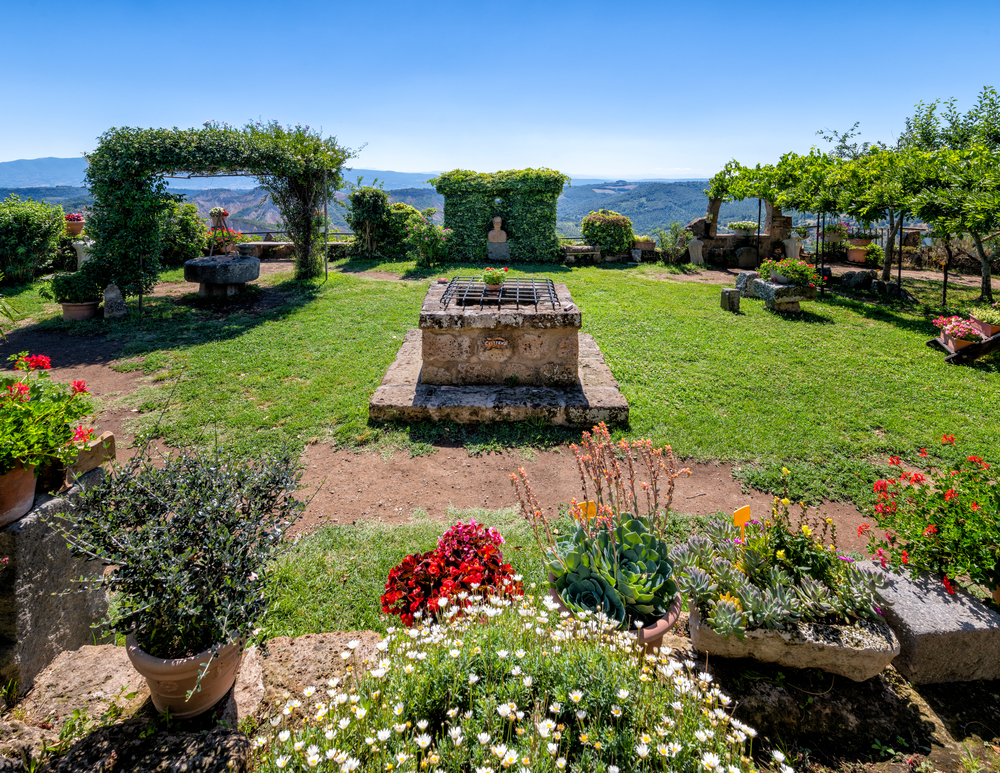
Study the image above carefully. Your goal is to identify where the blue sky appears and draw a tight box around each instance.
[2,0,997,178]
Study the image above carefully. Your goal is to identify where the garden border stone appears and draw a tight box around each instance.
[869,563,1000,683]
[688,608,900,682]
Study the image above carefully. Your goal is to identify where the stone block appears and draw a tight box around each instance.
[844,270,876,291]
[102,284,126,319]
[872,565,1000,683]
[720,288,740,312]
[735,271,759,298]
[422,333,470,362]
[477,335,512,361]
[486,242,510,262]
[736,246,758,268]
[456,363,497,385]
[517,334,548,360]
[751,279,817,311]
[67,431,116,482]
[556,335,578,362]
[0,470,109,696]
[540,363,578,387]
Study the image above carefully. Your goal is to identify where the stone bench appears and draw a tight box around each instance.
[184,255,261,297]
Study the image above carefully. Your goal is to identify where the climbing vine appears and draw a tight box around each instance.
[85,122,353,294]
[432,169,568,263]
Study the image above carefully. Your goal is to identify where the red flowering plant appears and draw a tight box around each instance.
[381,520,523,626]
[0,352,94,477]
[757,258,822,287]
[207,227,247,253]
[865,435,1000,600]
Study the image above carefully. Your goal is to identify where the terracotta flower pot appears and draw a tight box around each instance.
[847,248,867,264]
[943,332,976,352]
[993,586,1000,606]
[633,240,655,251]
[126,635,244,718]
[969,316,1000,338]
[61,301,99,321]
[548,573,682,654]
[824,233,844,245]
[65,221,85,236]
[848,238,873,248]
[0,462,37,528]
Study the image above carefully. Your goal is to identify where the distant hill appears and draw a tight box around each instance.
[0,158,89,187]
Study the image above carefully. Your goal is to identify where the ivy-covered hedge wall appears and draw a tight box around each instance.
[85,122,352,296]
[431,169,568,263]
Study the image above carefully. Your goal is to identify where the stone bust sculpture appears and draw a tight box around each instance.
[487,216,507,244]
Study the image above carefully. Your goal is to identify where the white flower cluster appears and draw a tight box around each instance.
[255,592,785,773]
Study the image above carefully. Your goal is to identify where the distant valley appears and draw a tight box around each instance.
[0,157,775,237]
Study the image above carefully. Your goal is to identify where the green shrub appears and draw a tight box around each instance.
[652,223,691,264]
[160,200,207,266]
[0,195,65,283]
[345,185,394,257]
[404,208,451,267]
[581,209,634,256]
[865,242,884,268]
[387,202,421,258]
[42,262,104,303]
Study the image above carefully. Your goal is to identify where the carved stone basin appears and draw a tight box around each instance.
[183,255,260,297]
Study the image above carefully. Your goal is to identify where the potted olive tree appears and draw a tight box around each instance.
[56,449,305,718]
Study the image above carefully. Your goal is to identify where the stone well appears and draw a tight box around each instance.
[183,254,260,298]
[370,278,628,426]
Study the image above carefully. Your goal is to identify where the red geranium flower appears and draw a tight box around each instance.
[857,523,871,537]
[71,380,88,394]
[944,488,958,501]
[923,524,937,536]
[25,354,51,370]
[72,425,94,443]
[942,434,956,444]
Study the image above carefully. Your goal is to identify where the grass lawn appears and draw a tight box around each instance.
[5,257,999,504]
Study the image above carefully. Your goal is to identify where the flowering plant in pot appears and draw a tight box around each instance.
[512,423,690,647]
[822,222,849,241]
[932,315,986,349]
[1,352,92,525]
[207,227,246,254]
[381,520,524,627]
[727,220,757,236]
[481,266,508,286]
[864,435,999,605]
[64,212,85,236]
[758,258,820,286]
[847,228,878,243]
[56,449,305,717]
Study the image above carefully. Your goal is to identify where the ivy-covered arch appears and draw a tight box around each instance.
[85,122,352,295]
[431,169,569,263]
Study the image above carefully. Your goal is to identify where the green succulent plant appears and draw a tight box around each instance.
[548,517,678,627]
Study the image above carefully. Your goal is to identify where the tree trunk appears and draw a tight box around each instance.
[971,232,995,304]
[881,210,900,282]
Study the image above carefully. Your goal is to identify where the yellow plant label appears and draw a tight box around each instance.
[575,501,597,521]
[733,505,751,542]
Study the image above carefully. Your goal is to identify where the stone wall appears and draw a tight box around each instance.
[0,469,109,697]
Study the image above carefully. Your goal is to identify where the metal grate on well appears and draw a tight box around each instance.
[439,277,559,310]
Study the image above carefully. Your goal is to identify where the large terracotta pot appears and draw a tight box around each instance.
[848,238,873,248]
[126,635,244,718]
[61,301,99,321]
[847,248,867,264]
[0,462,37,528]
[548,573,682,654]
[66,221,85,236]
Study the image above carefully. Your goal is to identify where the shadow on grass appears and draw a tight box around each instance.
[11,277,321,367]
[368,418,583,456]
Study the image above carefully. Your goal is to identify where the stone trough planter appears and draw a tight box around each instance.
[689,608,900,682]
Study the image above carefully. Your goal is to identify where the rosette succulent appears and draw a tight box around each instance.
[548,517,678,626]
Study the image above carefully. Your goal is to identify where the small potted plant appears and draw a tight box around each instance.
[758,257,821,287]
[822,221,849,244]
[481,266,508,292]
[209,206,229,229]
[1,352,93,526]
[513,422,690,652]
[969,302,1000,338]
[56,449,306,718]
[632,233,656,251]
[932,315,986,351]
[207,226,245,255]
[727,220,758,237]
[64,212,85,237]
[41,265,104,321]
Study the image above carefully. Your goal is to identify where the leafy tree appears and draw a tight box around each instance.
[0,194,65,283]
[345,184,393,256]
[159,198,207,267]
[907,145,1000,303]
